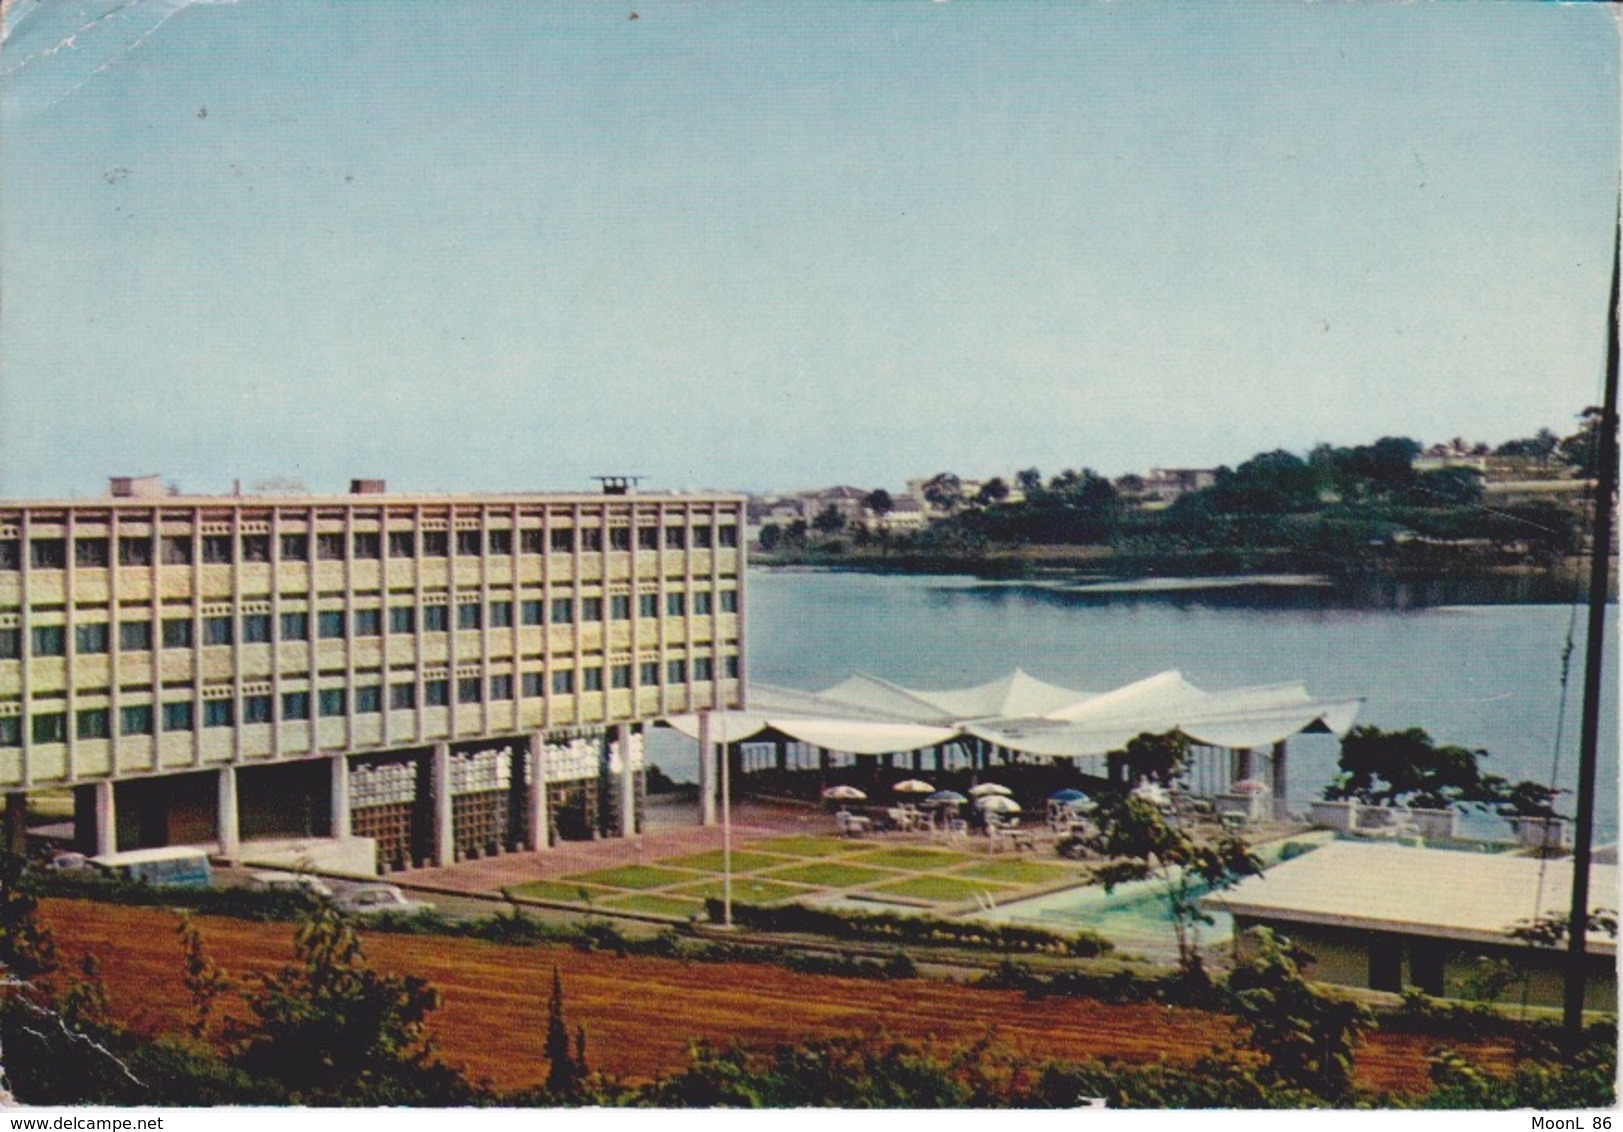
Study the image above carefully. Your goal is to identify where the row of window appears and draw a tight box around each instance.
[0,524,740,570]
[0,656,738,746]
[0,590,739,659]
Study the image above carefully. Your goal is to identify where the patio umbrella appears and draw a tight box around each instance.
[978,795,1022,814]
[821,785,867,802]
[968,782,1012,797]
[925,790,968,806]
[892,779,936,794]
[1048,788,1089,804]
[1230,779,1272,794]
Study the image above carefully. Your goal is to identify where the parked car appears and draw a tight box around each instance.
[246,870,334,899]
[335,883,433,917]
[47,851,90,872]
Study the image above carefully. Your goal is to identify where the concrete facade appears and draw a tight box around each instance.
[0,486,746,868]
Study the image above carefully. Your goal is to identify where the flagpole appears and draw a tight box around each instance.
[721,732,733,928]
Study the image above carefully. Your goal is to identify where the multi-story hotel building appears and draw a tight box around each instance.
[0,478,745,872]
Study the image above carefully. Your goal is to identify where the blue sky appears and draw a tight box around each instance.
[2,0,1618,497]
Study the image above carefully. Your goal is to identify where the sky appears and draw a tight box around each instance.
[2,0,1619,499]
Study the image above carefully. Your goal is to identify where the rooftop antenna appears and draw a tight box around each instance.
[592,475,645,496]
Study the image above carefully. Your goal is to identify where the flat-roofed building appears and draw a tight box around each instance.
[0,480,746,872]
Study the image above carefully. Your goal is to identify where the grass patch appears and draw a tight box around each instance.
[667,878,816,905]
[659,849,798,873]
[507,880,621,905]
[762,862,903,889]
[599,893,706,918]
[951,859,1081,886]
[558,864,705,891]
[869,875,1016,904]
[751,836,869,858]
[848,847,976,871]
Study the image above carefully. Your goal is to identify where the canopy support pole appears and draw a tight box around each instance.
[1271,741,1288,821]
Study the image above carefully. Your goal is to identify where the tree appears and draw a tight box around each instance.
[920,472,964,513]
[757,523,780,552]
[176,912,231,1039]
[1405,466,1483,507]
[544,966,583,1100]
[1015,467,1043,495]
[1323,726,1497,811]
[974,477,1009,507]
[812,503,845,535]
[863,489,894,521]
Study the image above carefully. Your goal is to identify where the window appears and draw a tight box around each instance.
[160,536,193,566]
[667,659,687,683]
[550,528,574,553]
[75,538,110,568]
[610,595,631,621]
[550,598,572,625]
[521,672,543,698]
[30,539,66,569]
[75,623,109,654]
[457,677,482,704]
[580,597,603,622]
[692,592,713,616]
[315,533,344,561]
[421,531,449,557]
[720,590,738,613]
[0,629,17,659]
[279,611,309,640]
[725,655,740,679]
[0,541,18,570]
[242,614,272,643]
[389,607,415,634]
[354,686,381,714]
[31,626,65,656]
[241,535,271,563]
[718,525,738,548]
[489,674,513,700]
[581,667,603,692]
[609,527,631,551]
[244,694,273,724]
[611,663,632,689]
[455,530,482,556]
[352,532,381,559]
[693,525,713,549]
[457,602,481,631]
[551,670,574,695]
[317,610,345,639]
[120,621,152,651]
[203,699,234,728]
[318,689,346,717]
[640,661,660,685]
[580,528,603,552]
[118,537,152,567]
[488,529,512,555]
[388,531,416,558]
[32,713,67,743]
[637,527,659,551]
[488,601,513,629]
[638,594,658,618]
[693,657,714,680]
[279,533,309,561]
[521,600,543,626]
[281,691,310,720]
[664,527,686,550]
[424,679,450,707]
[666,593,686,617]
[203,616,233,646]
[162,618,193,649]
[200,535,232,564]
[76,708,109,740]
[390,683,416,710]
[162,701,194,731]
[424,605,449,633]
[520,530,544,554]
[353,609,382,637]
[120,704,153,736]
[0,718,19,746]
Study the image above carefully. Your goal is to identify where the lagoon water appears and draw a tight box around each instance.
[649,569,1618,843]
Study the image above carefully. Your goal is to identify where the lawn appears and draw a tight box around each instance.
[750,835,867,858]
[849,846,976,871]
[507,880,620,905]
[868,875,1017,904]
[659,849,799,873]
[666,878,816,905]
[951,859,1081,886]
[558,864,705,891]
[760,861,902,888]
[599,893,707,918]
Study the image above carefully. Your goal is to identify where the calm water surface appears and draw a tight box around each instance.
[651,570,1618,843]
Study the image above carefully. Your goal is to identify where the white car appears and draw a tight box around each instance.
[335,883,433,917]
[247,870,334,899]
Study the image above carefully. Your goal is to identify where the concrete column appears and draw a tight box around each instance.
[331,754,351,839]
[527,732,551,851]
[217,767,240,861]
[698,711,716,827]
[94,780,117,856]
[432,742,454,867]
[1271,740,1288,820]
[3,794,26,858]
[617,725,635,838]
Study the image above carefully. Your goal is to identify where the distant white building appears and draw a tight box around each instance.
[1414,438,1491,474]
